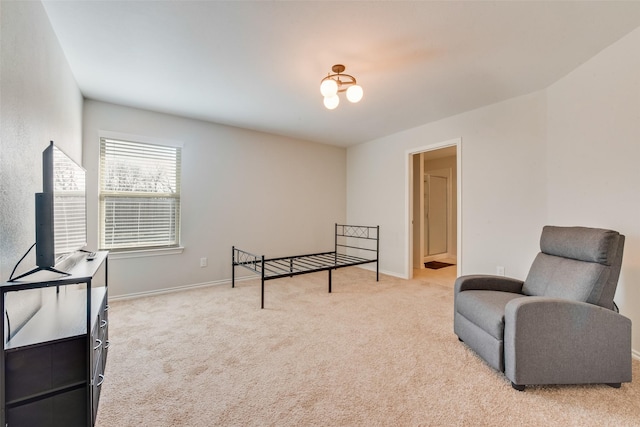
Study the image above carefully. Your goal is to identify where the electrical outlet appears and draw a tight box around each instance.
[496,266,505,276]
[200,257,208,268]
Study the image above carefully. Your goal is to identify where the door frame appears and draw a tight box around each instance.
[405,138,462,279]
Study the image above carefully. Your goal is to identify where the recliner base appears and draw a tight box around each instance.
[511,382,622,391]
[511,382,525,391]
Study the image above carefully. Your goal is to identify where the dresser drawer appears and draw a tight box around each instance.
[5,337,86,403]
[7,386,87,427]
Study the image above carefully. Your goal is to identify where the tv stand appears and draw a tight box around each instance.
[1,251,109,427]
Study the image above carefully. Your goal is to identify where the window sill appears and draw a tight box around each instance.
[106,247,185,260]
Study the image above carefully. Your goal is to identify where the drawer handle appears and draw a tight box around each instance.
[101,319,108,328]
[104,340,110,349]
[96,374,105,387]
[94,339,102,351]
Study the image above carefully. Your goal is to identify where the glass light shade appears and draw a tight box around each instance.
[320,78,338,97]
[323,94,339,110]
[346,84,363,103]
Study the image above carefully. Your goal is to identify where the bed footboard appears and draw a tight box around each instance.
[232,246,263,287]
[232,246,267,308]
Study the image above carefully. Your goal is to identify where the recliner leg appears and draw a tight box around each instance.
[606,383,621,389]
[511,382,525,391]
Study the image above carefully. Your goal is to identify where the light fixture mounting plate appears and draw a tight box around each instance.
[332,64,346,74]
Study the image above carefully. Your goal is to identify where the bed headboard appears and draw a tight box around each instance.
[335,224,379,260]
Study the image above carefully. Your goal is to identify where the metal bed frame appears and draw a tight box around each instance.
[232,224,379,308]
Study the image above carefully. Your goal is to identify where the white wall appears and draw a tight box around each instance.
[83,100,347,297]
[347,91,547,279]
[546,26,640,354]
[0,0,83,282]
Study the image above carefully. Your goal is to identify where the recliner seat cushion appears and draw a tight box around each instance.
[455,290,524,340]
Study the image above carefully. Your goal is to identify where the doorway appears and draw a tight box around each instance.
[408,140,460,279]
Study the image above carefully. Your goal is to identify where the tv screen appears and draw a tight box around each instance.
[36,142,87,269]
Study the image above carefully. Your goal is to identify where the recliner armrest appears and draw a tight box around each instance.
[454,274,524,295]
[503,297,632,386]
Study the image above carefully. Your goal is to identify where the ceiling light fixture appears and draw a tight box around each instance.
[320,64,363,110]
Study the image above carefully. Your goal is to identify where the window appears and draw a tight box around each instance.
[99,137,181,251]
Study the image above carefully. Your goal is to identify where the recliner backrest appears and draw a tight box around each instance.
[522,226,624,310]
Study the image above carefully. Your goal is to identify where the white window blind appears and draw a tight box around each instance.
[53,145,87,255]
[99,137,181,251]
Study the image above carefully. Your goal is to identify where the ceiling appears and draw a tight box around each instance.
[41,1,640,148]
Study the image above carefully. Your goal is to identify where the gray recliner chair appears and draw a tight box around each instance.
[454,226,632,391]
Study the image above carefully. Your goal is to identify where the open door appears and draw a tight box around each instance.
[425,172,448,257]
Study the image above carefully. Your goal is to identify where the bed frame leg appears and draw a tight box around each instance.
[232,246,235,288]
[261,255,265,309]
[328,269,332,293]
[376,226,380,282]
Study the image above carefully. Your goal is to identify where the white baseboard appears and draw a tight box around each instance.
[355,264,403,279]
[109,275,254,301]
[423,253,457,262]
[633,349,640,361]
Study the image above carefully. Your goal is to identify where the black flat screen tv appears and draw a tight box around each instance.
[35,141,87,272]
[8,142,87,282]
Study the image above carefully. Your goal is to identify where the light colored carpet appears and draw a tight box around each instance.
[96,267,640,426]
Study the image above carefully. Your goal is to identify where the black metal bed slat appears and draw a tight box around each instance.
[268,255,327,273]
[266,251,335,263]
[317,254,358,267]
[232,224,379,308]
[290,256,325,268]
[261,264,284,276]
[334,254,368,264]
[294,255,333,269]
[266,256,331,276]
[269,259,293,272]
